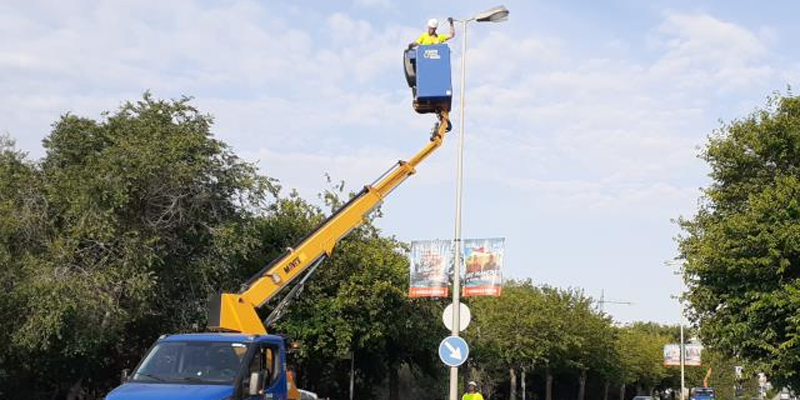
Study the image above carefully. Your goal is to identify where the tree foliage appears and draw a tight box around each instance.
[0,94,279,398]
[466,281,619,400]
[616,324,669,391]
[0,94,439,400]
[0,92,748,400]
[679,93,800,387]
[273,188,443,400]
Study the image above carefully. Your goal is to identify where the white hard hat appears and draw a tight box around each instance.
[468,381,478,387]
[427,18,439,28]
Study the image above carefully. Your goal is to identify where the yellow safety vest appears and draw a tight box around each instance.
[462,392,484,400]
[416,33,451,45]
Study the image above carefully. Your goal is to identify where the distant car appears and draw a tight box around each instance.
[690,387,715,400]
[299,389,319,400]
[632,396,654,400]
[779,389,791,400]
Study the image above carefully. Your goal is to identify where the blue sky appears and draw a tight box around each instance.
[3,0,800,324]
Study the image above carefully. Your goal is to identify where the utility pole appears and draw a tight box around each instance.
[668,260,687,400]
[448,8,508,400]
[680,300,686,400]
[448,15,467,400]
[597,289,632,312]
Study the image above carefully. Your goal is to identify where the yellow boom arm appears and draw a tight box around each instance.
[208,113,450,334]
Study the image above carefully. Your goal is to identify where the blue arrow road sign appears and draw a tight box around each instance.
[438,336,469,367]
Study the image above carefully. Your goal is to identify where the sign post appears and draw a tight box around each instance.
[680,301,685,400]
[449,236,462,400]
[443,302,471,332]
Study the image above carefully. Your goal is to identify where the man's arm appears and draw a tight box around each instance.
[409,33,424,49]
[448,17,456,39]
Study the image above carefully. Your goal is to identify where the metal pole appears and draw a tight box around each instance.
[600,289,605,312]
[449,18,469,400]
[680,302,685,400]
[350,351,355,400]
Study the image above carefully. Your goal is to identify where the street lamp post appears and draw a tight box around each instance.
[669,261,687,400]
[669,293,686,400]
[680,300,686,400]
[449,6,509,400]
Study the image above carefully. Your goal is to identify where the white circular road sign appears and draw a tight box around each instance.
[442,302,471,332]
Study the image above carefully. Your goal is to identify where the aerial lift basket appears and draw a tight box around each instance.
[404,44,453,114]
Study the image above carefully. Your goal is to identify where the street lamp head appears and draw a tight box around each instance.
[474,6,509,23]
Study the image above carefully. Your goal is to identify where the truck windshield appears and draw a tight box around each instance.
[692,389,715,397]
[132,341,250,385]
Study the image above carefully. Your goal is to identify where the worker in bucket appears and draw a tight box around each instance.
[405,17,455,136]
[462,381,484,400]
[410,17,455,47]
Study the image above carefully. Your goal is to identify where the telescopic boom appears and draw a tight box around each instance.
[208,113,451,334]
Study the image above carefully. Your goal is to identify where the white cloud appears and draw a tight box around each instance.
[649,12,773,91]
[414,11,784,217]
[658,13,766,59]
[0,5,776,218]
[0,2,422,151]
[1,2,795,324]
[240,137,454,202]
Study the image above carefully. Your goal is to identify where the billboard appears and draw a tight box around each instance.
[685,343,702,366]
[463,238,504,297]
[664,344,681,366]
[409,240,452,298]
[664,343,702,366]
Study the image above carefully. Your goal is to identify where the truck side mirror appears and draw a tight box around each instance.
[288,341,301,354]
[120,369,130,383]
[249,371,266,396]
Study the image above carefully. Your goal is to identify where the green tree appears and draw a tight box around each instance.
[0,135,40,389]
[273,187,442,400]
[616,325,670,396]
[0,93,447,400]
[679,93,800,388]
[563,295,618,400]
[0,94,277,399]
[467,281,555,400]
[467,282,617,400]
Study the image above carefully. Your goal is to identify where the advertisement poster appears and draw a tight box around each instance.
[463,238,504,297]
[409,240,452,298]
[685,343,702,366]
[664,343,702,366]
[664,344,681,366]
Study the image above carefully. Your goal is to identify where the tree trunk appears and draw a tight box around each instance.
[546,368,553,400]
[388,364,399,400]
[620,384,626,400]
[66,378,83,400]
[522,368,527,400]
[603,380,610,400]
[578,369,587,400]
[510,367,518,400]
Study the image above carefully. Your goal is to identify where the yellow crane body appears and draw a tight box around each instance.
[208,113,450,335]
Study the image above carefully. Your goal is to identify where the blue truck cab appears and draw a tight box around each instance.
[403,44,453,114]
[690,387,716,400]
[106,333,291,400]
